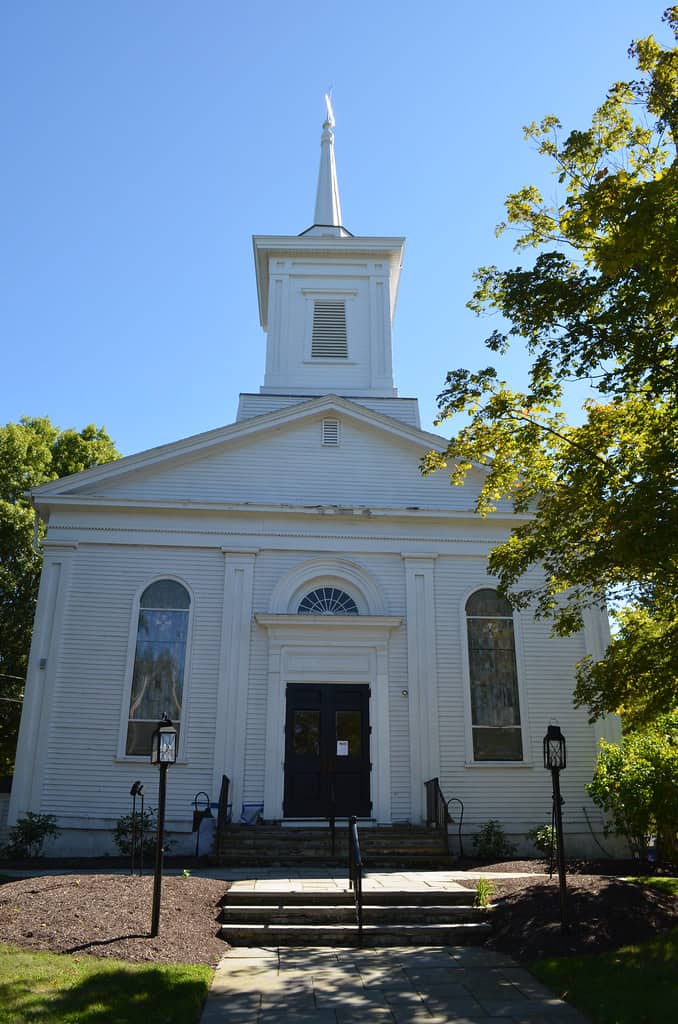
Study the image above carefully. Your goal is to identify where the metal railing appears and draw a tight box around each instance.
[424,777,464,857]
[217,774,230,832]
[327,779,336,856]
[347,814,364,943]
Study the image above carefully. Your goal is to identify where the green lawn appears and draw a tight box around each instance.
[624,875,678,897]
[0,944,213,1024]
[531,928,678,1024]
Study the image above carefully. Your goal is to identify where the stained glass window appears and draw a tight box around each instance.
[126,580,189,756]
[466,589,523,761]
[297,587,359,615]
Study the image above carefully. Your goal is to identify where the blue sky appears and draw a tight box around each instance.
[2,1,667,456]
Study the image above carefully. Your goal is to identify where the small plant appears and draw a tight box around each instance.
[527,823,557,856]
[473,876,495,907]
[4,812,61,858]
[181,868,191,877]
[472,819,516,860]
[113,807,172,858]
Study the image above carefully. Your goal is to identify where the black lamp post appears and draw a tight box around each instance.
[150,714,177,937]
[543,723,568,932]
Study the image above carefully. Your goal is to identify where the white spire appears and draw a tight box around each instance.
[302,94,351,237]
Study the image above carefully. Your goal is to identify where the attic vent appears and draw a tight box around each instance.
[321,418,340,446]
[312,301,347,358]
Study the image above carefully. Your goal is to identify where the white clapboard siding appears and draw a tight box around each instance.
[431,555,604,835]
[70,417,513,515]
[236,393,421,429]
[40,545,225,824]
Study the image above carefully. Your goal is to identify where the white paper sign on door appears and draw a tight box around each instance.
[336,739,349,757]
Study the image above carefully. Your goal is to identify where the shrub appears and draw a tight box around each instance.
[586,713,678,861]
[472,819,516,859]
[113,807,172,858]
[527,823,557,856]
[4,812,60,858]
[473,876,495,907]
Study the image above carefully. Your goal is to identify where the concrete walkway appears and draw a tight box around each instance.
[202,944,587,1023]
[201,869,588,1024]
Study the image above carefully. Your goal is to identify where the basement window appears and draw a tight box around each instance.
[321,418,340,446]
[311,300,348,358]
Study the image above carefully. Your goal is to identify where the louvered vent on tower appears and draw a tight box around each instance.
[311,300,348,358]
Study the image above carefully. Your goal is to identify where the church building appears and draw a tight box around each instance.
[9,101,620,856]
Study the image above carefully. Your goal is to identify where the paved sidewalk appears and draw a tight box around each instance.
[201,944,588,1024]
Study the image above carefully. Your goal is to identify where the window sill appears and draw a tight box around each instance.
[464,760,534,769]
[303,358,356,365]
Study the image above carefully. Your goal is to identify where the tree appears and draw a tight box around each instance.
[586,712,678,861]
[0,417,121,773]
[424,9,678,728]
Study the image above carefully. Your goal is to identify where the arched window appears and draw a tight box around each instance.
[126,580,190,756]
[297,587,359,615]
[466,588,523,761]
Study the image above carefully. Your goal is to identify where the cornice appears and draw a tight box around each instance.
[255,613,402,630]
[37,495,529,524]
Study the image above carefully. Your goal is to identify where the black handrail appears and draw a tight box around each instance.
[217,774,230,832]
[327,778,336,856]
[424,777,464,857]
[447,795,465,859]
[347,815,363,943]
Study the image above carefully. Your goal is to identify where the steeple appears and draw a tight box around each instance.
[301,94,352,238]
[246,97,412,421]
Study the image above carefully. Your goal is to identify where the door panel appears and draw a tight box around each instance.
[284,684,370,817]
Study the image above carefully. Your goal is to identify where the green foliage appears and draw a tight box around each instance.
[3,812,60,858]
[527,824,557,856]
[586,712,678,861]
[472,819,516,860]
[531,928,678,1024]
[113,807,172,858]
[0,416,120,773]
[0,943,212,1024]
[425,10,678,726]
[473,876,495,907]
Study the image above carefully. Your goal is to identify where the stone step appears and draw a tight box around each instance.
[219,921,492,947]
[215,856,456,869]
[214,824,453,868]
[222,889,472,907]
[221,905,486,925]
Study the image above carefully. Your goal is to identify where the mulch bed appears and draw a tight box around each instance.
[456,858,678,962]
[0,858,675,965]
[0,873,228,965]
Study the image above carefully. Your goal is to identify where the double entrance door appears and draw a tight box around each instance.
[283,683,371,818]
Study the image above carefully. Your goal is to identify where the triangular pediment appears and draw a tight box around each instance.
[30,396,503,514]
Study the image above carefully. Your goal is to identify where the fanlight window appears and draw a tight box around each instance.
[126,580,190,756]
[466,588,523,761]
[298,587,359,615]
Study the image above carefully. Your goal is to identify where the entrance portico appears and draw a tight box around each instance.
[256,616,401,822]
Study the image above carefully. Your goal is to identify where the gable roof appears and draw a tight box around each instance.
[30,395,449,502]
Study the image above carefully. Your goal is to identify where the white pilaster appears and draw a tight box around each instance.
[582,605,621,747]
[9,544,77,822]
[402,554,440,822]
[212,549,257,820]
